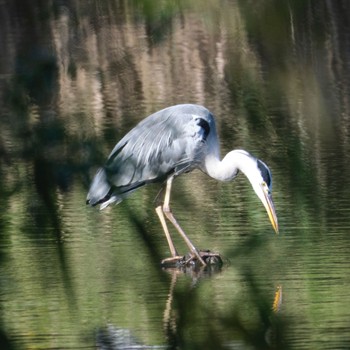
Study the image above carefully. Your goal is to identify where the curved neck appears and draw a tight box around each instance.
[202,150,256,182]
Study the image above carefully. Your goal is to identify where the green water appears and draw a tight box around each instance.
[1,1,350,349]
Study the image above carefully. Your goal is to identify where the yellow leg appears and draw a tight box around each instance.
[161,177,206,266]
[155,205,179,258]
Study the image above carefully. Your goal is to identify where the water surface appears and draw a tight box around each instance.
[1,1,350,349]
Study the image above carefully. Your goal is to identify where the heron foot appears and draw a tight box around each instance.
[161,250,223,268]
[161,256,186,267]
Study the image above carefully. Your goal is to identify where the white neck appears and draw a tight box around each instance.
[202,149,258,183]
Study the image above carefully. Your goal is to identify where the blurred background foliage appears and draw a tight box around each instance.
[1,0,350,349]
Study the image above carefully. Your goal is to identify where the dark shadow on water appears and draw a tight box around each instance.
[90,197,289,349]
[95,265,289,350]
[0,4,79,347]
[96,325,151,350]
[3,0,350,348]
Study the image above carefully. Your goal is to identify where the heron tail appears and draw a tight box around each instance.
[86,168,117,209]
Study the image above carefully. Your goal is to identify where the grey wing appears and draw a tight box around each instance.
[104,108,209,194]
[86,104,214,207]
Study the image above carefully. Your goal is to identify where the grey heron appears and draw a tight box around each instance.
[87,104,278,266]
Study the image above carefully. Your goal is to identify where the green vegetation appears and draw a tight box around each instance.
[0,0,350,349]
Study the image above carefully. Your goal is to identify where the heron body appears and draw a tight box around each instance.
[87,104,278,266]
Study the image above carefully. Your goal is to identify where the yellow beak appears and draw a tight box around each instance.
[262,186,279,234]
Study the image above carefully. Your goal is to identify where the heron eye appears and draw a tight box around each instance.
[262,182,270,193]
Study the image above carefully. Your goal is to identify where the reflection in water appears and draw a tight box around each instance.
[97,325,150,350]
[266,285,284,348]
[1,0,350,349]
[96,269,283,350]
[272,285,282,314]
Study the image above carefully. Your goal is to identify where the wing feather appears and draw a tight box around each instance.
[105,106,209,192]
[87,104,215,207]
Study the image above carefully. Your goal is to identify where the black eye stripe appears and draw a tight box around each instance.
[257,159,271,188]
[195,118,210,141]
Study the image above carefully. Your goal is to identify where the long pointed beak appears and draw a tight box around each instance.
[262,187,279,234]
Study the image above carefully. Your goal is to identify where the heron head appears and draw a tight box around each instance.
[250,158,279,234]
[236,151,279,233]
